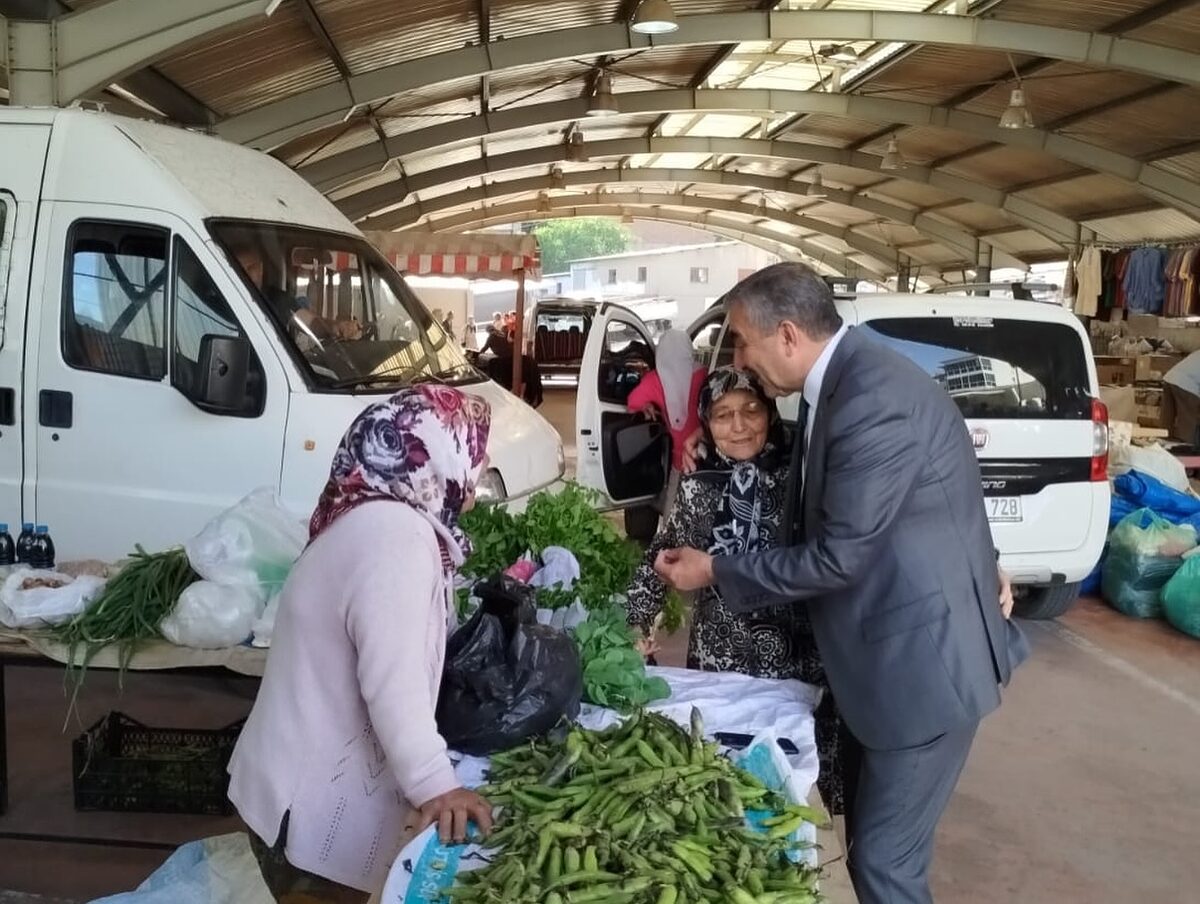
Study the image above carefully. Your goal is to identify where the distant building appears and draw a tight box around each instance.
[567,241,780,326]
[935,354,1046,410]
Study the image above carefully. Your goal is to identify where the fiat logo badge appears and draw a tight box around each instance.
[970,427,989,450]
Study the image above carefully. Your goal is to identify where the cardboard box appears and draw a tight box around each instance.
[1136,354,1183,382]
[1127,313,1159,333]
[1094,356,1136,386]
[1100,385,1137,423]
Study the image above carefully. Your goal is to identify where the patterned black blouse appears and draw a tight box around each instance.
[624,466,847,813]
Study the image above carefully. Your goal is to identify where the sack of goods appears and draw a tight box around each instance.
[436,575,583,756]
[1102,508,1197,619]
[1160,552,1200,639]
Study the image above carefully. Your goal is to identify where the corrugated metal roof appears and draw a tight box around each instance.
[155,6,342,116]
[987,230,1066,256]
[1125,4,1200,52]
[1156,151,1200,184]
[927,202,1014,233]
[989,0,1150,33]
[943,147,1080,189]
[1054,86,1200,159]
[1083,209,1200,244]
[1019,173,1149,219]
[313,0,477,75]
[859,46,1023,107]
[489,0,622,42]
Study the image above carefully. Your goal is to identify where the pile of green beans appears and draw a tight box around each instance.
[445,708,826,904]
[52,546,197,709]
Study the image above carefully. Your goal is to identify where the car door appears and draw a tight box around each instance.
[575,304,668,508]
[686,304,730,370]
[25,205,290,560]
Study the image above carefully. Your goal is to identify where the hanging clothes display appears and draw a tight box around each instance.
[1073,245,1102,317]
[1122,246,1168,313]
[1163,246,1200,318]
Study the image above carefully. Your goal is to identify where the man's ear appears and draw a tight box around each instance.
[778,319,803,355]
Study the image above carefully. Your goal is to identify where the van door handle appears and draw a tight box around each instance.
[39,390,73,429]
[0,388,14,426]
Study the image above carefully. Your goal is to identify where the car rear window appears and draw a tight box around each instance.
[860,316,1092,420]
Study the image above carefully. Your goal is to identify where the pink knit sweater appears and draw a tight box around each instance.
[228,501,460,892]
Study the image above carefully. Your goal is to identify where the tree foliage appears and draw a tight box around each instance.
[534,218,631,274]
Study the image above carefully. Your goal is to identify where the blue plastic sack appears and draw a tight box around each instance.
[1113,470,1200,520]
[1080,548,1105,596]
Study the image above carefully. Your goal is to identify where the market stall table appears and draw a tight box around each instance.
[0,628,264,840]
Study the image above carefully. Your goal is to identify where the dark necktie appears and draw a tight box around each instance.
[784,399,810,544]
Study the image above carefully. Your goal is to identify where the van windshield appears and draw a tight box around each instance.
[210,221,481,391]
[860,316,1092,420]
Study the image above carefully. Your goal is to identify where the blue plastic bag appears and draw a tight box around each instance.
[1113,470,1200,520]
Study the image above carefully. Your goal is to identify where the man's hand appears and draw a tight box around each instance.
[998,568,1014,620]
[417,787,494,844]
[679,427,705,473]
[654,547,715,591]
[335,318,363,341]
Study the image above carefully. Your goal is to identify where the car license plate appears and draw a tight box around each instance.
[986,496,1023,523]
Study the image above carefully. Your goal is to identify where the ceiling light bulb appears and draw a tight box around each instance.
[881,136,906,171]
[631,0,679,35]
[550,165,564,185]
[537,193,551,212]
[998,87,1035,129]
[809,173,826,196]
[587,72,618,117]
[818,44,859,64]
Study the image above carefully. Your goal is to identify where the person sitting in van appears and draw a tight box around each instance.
[228,385,495,902]
[232,246,363,342]
[626,329,707,511]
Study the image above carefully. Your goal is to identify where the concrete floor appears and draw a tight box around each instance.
[2,383,1198,902]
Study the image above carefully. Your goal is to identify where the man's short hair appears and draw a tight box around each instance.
[727,262,843,340]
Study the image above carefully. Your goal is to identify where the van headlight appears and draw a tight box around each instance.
[475,468,507,503]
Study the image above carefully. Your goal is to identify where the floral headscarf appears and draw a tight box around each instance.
[696,367,783,557]
[309,385,491,574]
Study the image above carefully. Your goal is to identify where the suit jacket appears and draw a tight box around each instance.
[713,327,1029,750]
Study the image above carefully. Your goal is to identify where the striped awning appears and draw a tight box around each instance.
[363,231,541,280]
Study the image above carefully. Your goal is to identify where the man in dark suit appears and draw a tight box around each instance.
[655,262,1028,904]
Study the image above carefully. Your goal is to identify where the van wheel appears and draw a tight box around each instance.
[1014,582,1080,620]
[623,505,660,545]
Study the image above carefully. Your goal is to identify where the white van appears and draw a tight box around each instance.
[576,294,1110,619]
[0,108,562,560]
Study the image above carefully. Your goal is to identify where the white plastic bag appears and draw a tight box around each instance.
[160,581,262,649]
[0,568,105,629]
[184,489,307,601]
[1124,443,1191,493]
[250,592,281,648]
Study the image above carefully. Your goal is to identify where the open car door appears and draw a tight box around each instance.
[575,304,668,509]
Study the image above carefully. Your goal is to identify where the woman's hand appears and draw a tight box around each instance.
[634,631,661,659]
[998,568,1014,620]
[679,427,705,473]
[417,787,494,844]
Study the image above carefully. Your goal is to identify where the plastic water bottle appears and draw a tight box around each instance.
[31,525,55,570]
[15,523,35,565]
[0,524,14,566]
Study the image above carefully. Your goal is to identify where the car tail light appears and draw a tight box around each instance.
[1091,398,1109,482]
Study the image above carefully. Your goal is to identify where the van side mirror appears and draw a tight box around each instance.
[195,334,251,413]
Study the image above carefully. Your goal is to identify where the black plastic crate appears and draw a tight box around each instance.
[72,711,244,816]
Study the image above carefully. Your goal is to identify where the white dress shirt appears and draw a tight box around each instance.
[803,324,850,459]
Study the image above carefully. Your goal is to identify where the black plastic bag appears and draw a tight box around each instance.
[436,575,582,755]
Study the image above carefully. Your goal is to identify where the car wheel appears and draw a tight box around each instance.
[623,505,660,544]
[1014,581,1080,620]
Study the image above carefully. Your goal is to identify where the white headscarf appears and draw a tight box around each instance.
[656,329,696,430]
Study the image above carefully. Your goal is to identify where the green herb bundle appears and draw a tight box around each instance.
[459,482,641,612]
[51,546,198,715]
[574,605,670,711]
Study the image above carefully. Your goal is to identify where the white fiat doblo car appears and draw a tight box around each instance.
[575,293,1109,620]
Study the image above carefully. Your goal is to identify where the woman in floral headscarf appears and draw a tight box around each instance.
[229,385,493,903]
[624,366,846,814]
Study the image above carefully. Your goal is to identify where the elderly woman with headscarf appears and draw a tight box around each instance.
[624,366,846,814]
[626,328,708,511]
[228,385,494,903]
